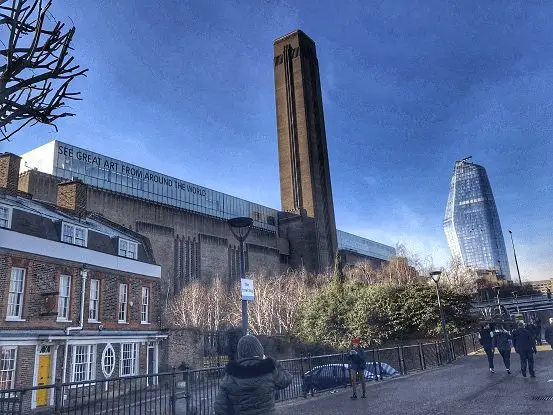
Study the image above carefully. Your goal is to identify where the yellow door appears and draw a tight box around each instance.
[36,353,50,406]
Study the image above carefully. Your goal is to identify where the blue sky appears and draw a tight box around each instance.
[3,0,552,280]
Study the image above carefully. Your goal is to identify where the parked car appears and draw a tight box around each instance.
[302,363,397,394]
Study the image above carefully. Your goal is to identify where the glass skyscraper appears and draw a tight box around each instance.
[443,158,511,280]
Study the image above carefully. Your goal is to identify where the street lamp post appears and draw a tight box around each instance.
[228,217,253,335]
[508,230,522,286]
[430,271,452,363]
[511,291,520,313]
[493,285,501,316]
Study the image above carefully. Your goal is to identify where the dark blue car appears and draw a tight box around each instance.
[302,363,398,395]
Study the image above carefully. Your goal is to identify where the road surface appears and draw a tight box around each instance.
[277,346,553,415]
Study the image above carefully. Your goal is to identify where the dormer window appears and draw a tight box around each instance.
[118,238,138,259]
[0,205,12,229]
[62,223,88,247]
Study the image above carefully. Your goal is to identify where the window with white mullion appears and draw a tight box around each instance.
[0,205,12,228]
[61,223,87,247]
[118,239,138,259]
[120,343,138,377]
[71,345,95,382]
[7,268,25,320]
[62,223,74,243]
[0,347,17,390]
[118,284,128,322]
[89,279,100,322]
[58,275,71,321]
[141,287,149,323]
[74,227,86,246]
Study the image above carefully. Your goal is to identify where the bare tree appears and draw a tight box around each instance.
[168,281,209,329]
[440,256,477,294]
[0,0,87,141]
[167,270,316,337]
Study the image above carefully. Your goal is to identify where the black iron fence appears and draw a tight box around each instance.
[0,334,480,415]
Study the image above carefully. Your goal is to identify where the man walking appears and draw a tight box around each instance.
[348,338,366,399]
[493,325,512,374]
[478,324,495,373]
[544,318,553,349]
[513,322,537,378]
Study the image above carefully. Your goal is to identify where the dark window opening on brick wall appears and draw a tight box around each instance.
[280,254,289,265]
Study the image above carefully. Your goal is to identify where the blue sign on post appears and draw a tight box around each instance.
[241,279,254,301]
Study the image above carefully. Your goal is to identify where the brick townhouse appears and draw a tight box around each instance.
[0,152,166,411]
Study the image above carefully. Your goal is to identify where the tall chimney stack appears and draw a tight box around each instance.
[57,179,88,217]
[0,153,21,195]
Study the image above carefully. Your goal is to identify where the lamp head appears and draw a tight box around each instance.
[228,217,254,240]
[81,264,88,278]
[430,270,441,283]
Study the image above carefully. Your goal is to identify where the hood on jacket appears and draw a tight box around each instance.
[226,357,276,379]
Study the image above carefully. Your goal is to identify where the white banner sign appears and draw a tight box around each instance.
[241,278,254,301]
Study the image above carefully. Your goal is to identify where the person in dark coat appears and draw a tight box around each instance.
[527,320,539,345]
[478,324,495,372]
[534,317,541,345]
[214,335,292,414]
[513,322,537,378]
[545,318,553,350]
[347,338,366,399]
[493,325,512,374]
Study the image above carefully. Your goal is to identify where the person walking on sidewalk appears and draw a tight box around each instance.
[513,322,537,378]
[493,325,512,374]
[214,334,292,414]
[535,318,542,345]
[544,318,553,350]
[347,338,367,399]
[478,324,495,373]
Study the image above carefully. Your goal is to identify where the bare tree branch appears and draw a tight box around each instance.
[0,0,87,141]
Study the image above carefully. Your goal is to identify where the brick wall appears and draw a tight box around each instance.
[162,328,203,371]
[199,234,229,282]
[0,252,161,332]
[22,171,281,295]
[0,153,21,195]
[278,211,320,273]
[340,250,387,270]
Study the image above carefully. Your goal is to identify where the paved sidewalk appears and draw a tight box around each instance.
[277,347,553,415]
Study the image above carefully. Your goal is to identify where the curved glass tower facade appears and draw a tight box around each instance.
[443,158,511,280]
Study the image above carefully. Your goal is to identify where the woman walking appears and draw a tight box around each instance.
[493,325,512,374]
[214,334,292,414]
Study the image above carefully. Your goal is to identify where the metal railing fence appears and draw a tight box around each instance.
[0,333,480,415]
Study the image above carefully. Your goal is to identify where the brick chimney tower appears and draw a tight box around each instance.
[57,179,88,217]
[0,153,22,195]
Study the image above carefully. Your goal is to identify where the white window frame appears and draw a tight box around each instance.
[101,344,115,378]
[0,205,12,229]
[61,222,88,247]
[6,267,25,321]
[141,287,149,324]
[118,284,128,323]
[57,275,71,322]
[120,343,138,377]
[70,345,96,383]
[118,239,138,259]
[88,279,100,323]
[0,346,17,391]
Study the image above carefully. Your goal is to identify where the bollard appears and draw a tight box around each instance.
[418,343,425,370]
[170,367,176,415]
[396,345,403,375]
